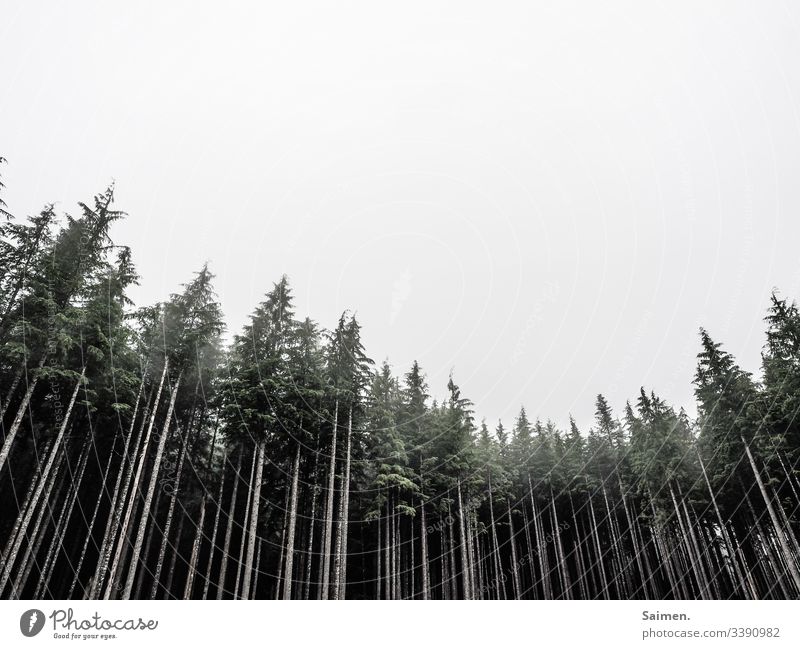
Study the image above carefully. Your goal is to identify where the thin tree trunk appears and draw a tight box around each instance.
[0,355,46,477]
[103,361,168,599]
[120,371,181,599]
[162,514,185,599]
[150,422,190,598]
[234,448,257,598]
[201,452,227,600]
[274,487,291,599]
[240,438,264,600]
[420,499,430,600]
[742,436,800,595]
[332,407,352,599]
[35,434,93,599]
[183,495,207,599]
[697,450,752,599]
[68,424,121,600]
[0,368,83,593]
[216,452,242,600]
[282,445,301,599]
[8,453,67,598]
[0,366,23,422]
[320,399,339,600]
[302,436,321,601]
[456,481,472,599]
[90,376,150,599]
[506,501,521,599]
[487,475,505,599]
[338,407,353,599]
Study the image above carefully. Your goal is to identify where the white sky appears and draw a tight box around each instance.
[2,1,800,432]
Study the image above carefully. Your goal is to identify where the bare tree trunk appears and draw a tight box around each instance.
[252,540,263,599]
[0,355,46,477]
[133,493,159,599]
[34,434,92,598]
[320,399,339,600]
[282,445,301,599]
[0,439,50,567]
[234,448,257,599]
[376,512,382,599]
[332,407,352,599]
[420,499,430,600]
[588,494,610,599]
[617,476,649,598]
[89,377,150,599]
[121,371,181,599]
[383,496,390,600]
[163,513,184,599]
[273,487,290,599]
[240,438,264,600]
[697,450,753,599]
[441,528,449,600]
[183,494,207,599]
[302,440,320,601]
[528,475,550,599]
[68,424,120,599]
[447,505,457,599]
[0,366,23,421]
[150,422,190,598]
[506,501,521,599]
[103,361,168,599]
[338,407,353,599]
[456,480,472,599]
[487,475,505,599]
[742,436,800,595]
[201,452,227,600]
[216,452,242,600]
[668,482,707,599]
[8,454,67,598]
[0,368,83,593]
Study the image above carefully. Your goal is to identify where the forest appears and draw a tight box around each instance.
[1,162,800,600]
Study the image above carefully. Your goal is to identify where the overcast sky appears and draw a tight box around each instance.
[2,1,800,431]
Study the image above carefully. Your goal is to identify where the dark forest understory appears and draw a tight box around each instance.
[1,164,800,600]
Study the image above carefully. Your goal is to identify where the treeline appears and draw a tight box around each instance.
[1,168,800,600]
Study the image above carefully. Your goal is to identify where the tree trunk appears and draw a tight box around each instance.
[163,514,185,599]
[240,438,264,600]
[0,368,84,593]
[0,439,50,567]
[201,452,227,600]
[150,421,190,598]
[506,501,521,599]
[121,371,181,599]
[90,376,150,599]
[34,434,92,598]
[302,439,320,601]
[332,406,352,599]
[216,452,242,600]
[0,355,46,477]
[0,366,23,421]
[67,424,121,599]
[320,399,339,600]
[8,453,67,597]
[420,499,430,599]
[697,450,753,599]
[234,447,257,599]
[282,445,301,599]
[742,436,800,595]
[183,494,207,599]
[103,360,169,599]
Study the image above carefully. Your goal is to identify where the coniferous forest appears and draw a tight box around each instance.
[2,163,800,601]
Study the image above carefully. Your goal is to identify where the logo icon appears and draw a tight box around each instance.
[20,609,45,637]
